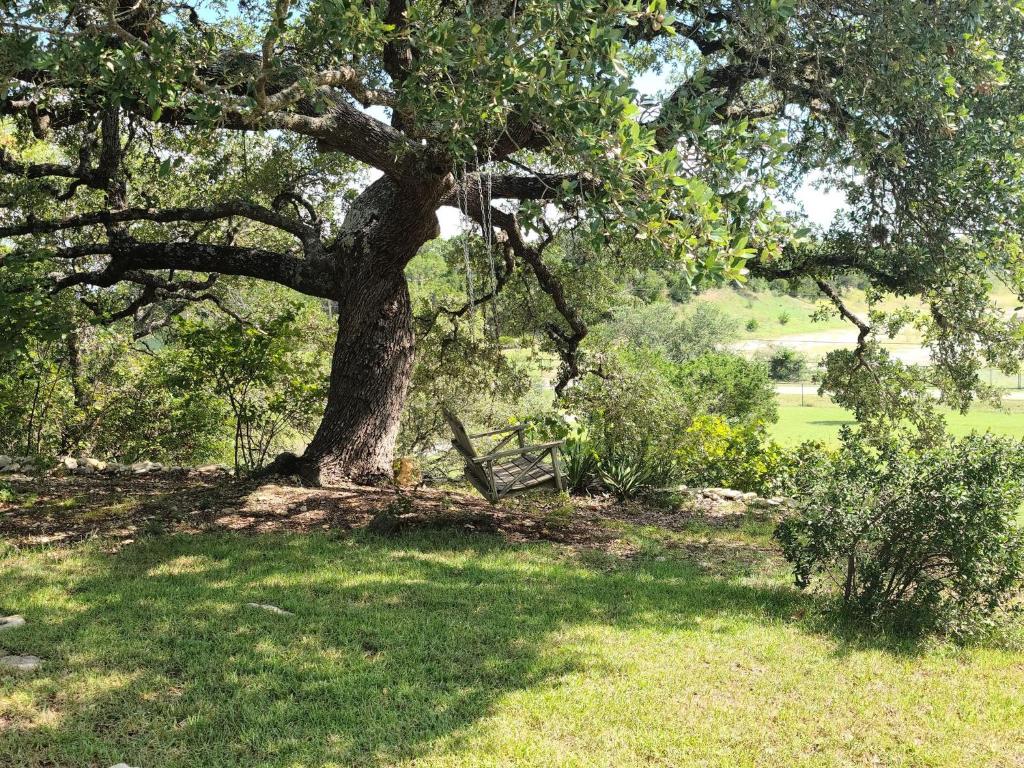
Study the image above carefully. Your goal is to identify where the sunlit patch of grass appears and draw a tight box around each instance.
[0,531,1021,767]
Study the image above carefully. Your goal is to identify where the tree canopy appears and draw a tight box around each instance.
[2,0,1024,482]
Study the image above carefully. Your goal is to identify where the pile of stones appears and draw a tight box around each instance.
[57,456,174,476]
[675,485,792,514]
[0,454,232,477]
[0,455,44,474]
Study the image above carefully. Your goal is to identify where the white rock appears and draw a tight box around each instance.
[109,764,140,768]
[707,487,744,501]
[246,603,294,617]
[60,456,78,470]
[0,655,42,672]
[0,615,26,631]
[0,455,11,468]
[1,464,20,473]
[81,457,107,471]
[131,460,157,474]
[742,492,758,501]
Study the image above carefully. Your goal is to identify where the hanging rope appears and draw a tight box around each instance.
[456,159,476,323]
[475,148,500,342]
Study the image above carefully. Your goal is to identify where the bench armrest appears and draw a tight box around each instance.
[471,440,563,464]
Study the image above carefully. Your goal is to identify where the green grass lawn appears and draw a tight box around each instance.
[771,394,1024,446]
[2,528,1023,767]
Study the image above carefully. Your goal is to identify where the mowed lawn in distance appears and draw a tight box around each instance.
[1,530,1023,768]
[771,394,1024,446]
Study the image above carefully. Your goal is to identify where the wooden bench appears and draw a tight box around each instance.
[443,409,565,503]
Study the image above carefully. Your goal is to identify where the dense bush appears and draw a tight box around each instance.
[675,352,778,426]
[590,302,737,364]
[170,303,331,473]
[0,274,333,467]
[775,429,1024,636]
[562,349,691,491]
[0,326,229,464]
[760,346,808,381]
[678,415,788,495]
[629,270,667,303]
[666,273,694,304]
[88,353,231,464]
[557,347,779,496]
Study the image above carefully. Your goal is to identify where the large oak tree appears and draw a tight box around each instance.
[2,0,1024,482]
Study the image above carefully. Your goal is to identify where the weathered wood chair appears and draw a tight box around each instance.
[443,409,564,503]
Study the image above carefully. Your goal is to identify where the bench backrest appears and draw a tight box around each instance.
[443,408,477,459]
[443,409,494,490]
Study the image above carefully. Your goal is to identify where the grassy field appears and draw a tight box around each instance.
[699,283,1022,359]
[770,393,1024,446]
[2,521,1023,767]
[695,287,846,339]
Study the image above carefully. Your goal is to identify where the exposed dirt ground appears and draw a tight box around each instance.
[0,474,782,568]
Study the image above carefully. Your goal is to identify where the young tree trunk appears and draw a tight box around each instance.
[294,272,416,485]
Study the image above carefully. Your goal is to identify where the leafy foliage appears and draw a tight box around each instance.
[590,302,737,365]
[170,297,331,473]
[775,429,1024,636]
[559,345,779,496]
[598,453,658,500]
[761,347,808,382]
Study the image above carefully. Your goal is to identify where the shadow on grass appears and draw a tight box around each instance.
[0,528,926,767]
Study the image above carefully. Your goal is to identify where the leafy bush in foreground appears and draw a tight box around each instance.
[775,429,1024,636]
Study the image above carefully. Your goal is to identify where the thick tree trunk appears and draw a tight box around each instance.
[295,273,416,485]
[265,176,443,486]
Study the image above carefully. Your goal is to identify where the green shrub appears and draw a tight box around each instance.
[560,431,601,493]
[677,415,787,494]
[91,355,231,464]
[563,354,690,490]
[777,311,791,325]
[666,274,693,304]
[745,318,759,332]
[598,452,657,499]
[676,352,777,426]
[561,348,779,496]
[629,270,667,303]
[763,347,807,381]
[591,302,736,364]
[775,429,1024,636]
[170,302,332,473]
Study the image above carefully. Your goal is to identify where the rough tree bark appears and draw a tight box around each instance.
[299,273,416,484]
[269,175,442,484]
